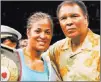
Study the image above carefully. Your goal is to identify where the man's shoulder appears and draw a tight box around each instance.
[91,32,100,44]
[88,30,100,46]
[93,33,100,39]
[89,30,100,40]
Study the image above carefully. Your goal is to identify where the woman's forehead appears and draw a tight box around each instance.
[32,19,51,28]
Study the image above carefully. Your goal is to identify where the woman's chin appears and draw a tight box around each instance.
[37,47,48,52]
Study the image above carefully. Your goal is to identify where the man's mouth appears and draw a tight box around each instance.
[67,28,76,33]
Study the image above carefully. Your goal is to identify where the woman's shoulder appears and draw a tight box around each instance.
[16,48,23,53]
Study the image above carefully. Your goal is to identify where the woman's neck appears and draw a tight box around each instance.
[23,47,44,72]
[25,46,41,60]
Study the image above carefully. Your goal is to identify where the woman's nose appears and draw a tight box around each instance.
[40,32,46,39]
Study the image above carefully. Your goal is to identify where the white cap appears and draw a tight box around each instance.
[1,25,22,40]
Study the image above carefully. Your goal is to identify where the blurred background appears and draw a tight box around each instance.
[1,1,100,45]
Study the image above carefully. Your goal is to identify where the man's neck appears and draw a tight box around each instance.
[71,31,88,52]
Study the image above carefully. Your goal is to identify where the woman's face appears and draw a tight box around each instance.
[27,19,52,51]
[58,4,88,38]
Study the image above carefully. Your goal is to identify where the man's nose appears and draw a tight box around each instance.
[66,17,73,26]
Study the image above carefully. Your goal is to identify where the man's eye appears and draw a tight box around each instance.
[60,17,67,20]
[71,14,78,18]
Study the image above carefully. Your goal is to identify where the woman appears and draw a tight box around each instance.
[17,12,54,81]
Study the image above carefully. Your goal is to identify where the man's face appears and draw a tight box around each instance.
[27,19,52,52]
[58,4,88,38]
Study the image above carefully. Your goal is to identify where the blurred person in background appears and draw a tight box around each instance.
[19,39,28,48]
[1,25,22,81]
[1,25,22,49]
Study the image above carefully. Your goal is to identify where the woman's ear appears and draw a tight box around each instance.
[27,28,30,38]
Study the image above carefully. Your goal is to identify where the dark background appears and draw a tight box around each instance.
[1,1,100,44]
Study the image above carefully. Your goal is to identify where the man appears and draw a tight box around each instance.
[43,0,100,81]
[1,25,22,48]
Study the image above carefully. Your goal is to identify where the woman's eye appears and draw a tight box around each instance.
[35,30,40,33]
[46,31,51,35]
